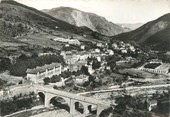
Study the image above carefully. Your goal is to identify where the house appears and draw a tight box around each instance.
[79,51,91,61]
[112,43,118,49]
[119,41,124,46]
[106,66,111,70]
[61,51,81,64]
[50,78,65,88]
[65,54,80,64]
[0,90,3,97]
[96,42,103,47]
[60,51,67,59]
[149,100,157,111]
[149,59,162,64]
[107,49,114,55]
[68,39,80,45]
[62,65,69,72]
[74,75,89,85]
[88,65,94,74]
[53,37,67,42]
[95,48,100,53]
[129,46,135,52]
[121,49,127,54]
[91,52,102,58]
[68,61,86,72]
[26,63,61,83]
[97,56,101,62]
[65,44,70,47]
[80,45,85,50]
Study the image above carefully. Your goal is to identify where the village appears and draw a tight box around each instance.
[0,35,170,117]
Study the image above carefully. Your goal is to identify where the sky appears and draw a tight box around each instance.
[12,0,170,23]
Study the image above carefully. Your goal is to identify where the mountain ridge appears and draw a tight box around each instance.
[43,7,127,36]
[112,13,170,51]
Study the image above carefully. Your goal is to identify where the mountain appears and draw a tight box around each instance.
[1,0,112,39]
[0,0,112,57]
[113,13,170,51]
[0,0,97,38]
[43,7,126,36]
[118,23,143,30]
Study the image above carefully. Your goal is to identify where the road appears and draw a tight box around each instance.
[78,84,170,95]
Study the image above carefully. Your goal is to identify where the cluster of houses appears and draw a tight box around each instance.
[112,41,136,54]
[25,46,109,85]
[116,57,139,66]
[24,40,144,87]
[60,51,91,64]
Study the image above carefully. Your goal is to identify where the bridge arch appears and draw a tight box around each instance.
[37,92,45,104]
[74,101,85,114]
[49,96,70,112]
[98,107,113,117]
[88,105,97,114]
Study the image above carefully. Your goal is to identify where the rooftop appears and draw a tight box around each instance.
[76,74,88,79]
[155,63,170,71]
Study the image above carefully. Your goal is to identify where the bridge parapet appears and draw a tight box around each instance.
[33,84,112,116]
[34,84,111,106]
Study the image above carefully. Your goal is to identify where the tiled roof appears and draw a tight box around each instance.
[26,63,61,74]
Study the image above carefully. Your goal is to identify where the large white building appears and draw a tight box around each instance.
[26,63,61,83]
[53,37,80,45]
[139,63,170,76]
[38,52,56,57]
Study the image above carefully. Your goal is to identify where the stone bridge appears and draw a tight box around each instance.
[33,85,112,117]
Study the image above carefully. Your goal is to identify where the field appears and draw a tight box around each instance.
[18,33,63,50]
[0,71,22,84]
[119,68,156,78]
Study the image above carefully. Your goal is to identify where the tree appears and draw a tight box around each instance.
[50,75,61,83]
[81,66,89,75]
[18,54,28,60]
[9,54,64,76]
[53,85,58,89]
[9,61,28,76]
[92,60,101,70]
[43,77,50,85]
[18,80,22,84]
[31,53,38,58]
[0,58,11,72]
[88,75,95,82]
[60,71,72,78]
[18,23,24,32]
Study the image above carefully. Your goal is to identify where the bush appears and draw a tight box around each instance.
[73,86,79,91]
[53,85,58,89]
[0,95,36,116]
[0,58,11,72]
[43,77,50,85]
[50,75,61,83]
